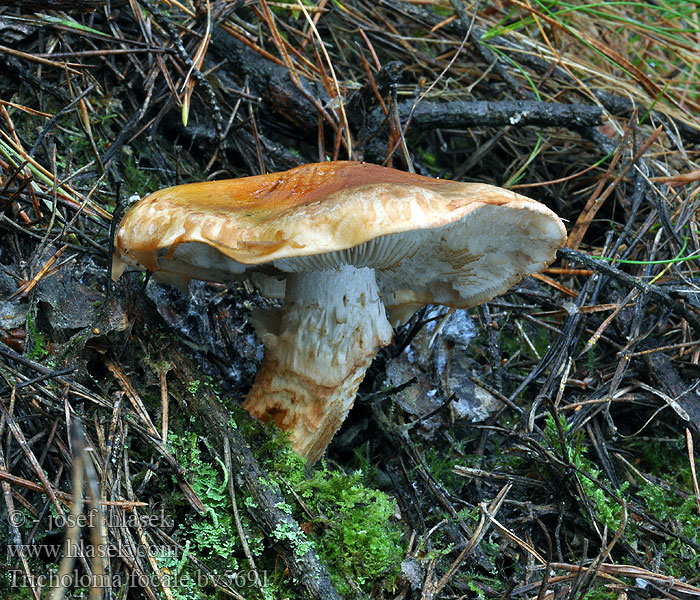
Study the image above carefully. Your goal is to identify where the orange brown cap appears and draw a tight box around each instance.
[113,161,566,322]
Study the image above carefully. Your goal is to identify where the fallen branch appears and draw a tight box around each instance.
[558,247,700,334]
[398,99,603,131]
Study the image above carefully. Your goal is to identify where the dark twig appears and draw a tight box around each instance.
[397,100,603,131]
[0,0,127,9]
[558,247,700,333]
[15,368,75,390]
[139,0,224,145]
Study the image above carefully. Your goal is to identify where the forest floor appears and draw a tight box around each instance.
[1,1,700,599]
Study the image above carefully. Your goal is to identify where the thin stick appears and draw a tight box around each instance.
[224,438,266,598]
[687,428,700,517]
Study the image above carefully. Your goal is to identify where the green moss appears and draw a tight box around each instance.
[161,432,240,599]
[25,311,48,360]
[252,429,403,595]
[636,482,700,576]
[294,466,403,594]
[168,432,238,561]
[416,146,438,169]
[543,414,627,531]
[271,520,315,556]
[628,437,687,480]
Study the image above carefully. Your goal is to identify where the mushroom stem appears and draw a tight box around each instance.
[242,265,393,463]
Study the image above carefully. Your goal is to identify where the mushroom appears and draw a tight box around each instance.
[112,161,567,462]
